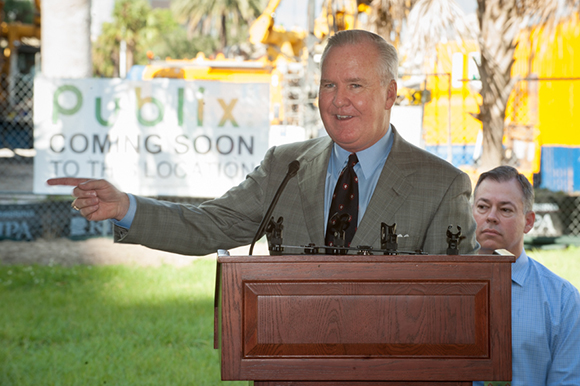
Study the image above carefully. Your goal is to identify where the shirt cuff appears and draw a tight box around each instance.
[110,193,136,229]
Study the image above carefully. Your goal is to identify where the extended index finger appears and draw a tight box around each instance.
[47,177,93,186]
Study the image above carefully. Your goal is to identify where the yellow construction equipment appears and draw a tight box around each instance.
[0,0,41,87]
[0,0,41,150]
[248,0,307,64]
[314,0,372,40]
[132,0,375,134]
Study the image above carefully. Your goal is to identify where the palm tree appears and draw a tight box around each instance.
[367,0,418,47]
[368,0,580,171]
[473,0,580,170]
[170,0,264,51]
[92,0,151,77]
[92,0,181,77]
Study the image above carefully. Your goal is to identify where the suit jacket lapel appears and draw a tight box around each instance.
[297,137,333,246]
[351,128,414,247]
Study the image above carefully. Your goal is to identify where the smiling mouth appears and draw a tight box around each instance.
[336,115,353,120]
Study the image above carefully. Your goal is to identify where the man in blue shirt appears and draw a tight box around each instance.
[472,165,580,386]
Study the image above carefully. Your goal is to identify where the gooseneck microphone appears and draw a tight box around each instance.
[249,160,300,255]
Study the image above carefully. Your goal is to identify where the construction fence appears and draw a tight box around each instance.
[1,74,579,245]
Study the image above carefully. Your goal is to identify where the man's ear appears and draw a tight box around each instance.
[385,79,397,110]
[523,211,536,234]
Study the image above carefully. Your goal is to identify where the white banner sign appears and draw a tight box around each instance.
[33,77,270,197]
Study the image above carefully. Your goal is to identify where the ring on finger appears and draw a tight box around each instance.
[71,203,80,211]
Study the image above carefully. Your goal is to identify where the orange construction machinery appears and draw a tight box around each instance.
[0,0,40,150]
[0,0,41,103]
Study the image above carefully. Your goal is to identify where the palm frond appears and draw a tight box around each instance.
[400,0,475,70]
[368,0,416,45]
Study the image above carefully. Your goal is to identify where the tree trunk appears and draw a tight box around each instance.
[220,13,228,50]
[369,0,416,46]
[474,0,521,171]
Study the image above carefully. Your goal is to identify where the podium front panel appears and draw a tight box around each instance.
[217,255,512,382]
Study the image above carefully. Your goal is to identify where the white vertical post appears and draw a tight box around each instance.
[119,40,127,79]
[41,0,92,78]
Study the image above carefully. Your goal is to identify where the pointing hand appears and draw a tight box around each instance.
[46,178,129,222]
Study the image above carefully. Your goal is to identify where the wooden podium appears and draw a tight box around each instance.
[214,253,514,385]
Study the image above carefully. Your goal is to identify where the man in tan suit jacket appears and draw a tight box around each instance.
[48,30,477,256]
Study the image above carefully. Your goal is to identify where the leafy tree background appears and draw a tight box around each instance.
[92,0,218,77]
[170,0,265,51]
[92,0,268,77]
[2,0,35,23]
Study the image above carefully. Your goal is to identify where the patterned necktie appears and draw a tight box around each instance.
[325,153,359,248]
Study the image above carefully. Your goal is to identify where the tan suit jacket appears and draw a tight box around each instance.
[116,127,477,255]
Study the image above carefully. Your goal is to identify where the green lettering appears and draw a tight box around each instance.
[52,85,82,124]
[135,87,164,127]
[95,98,120,127]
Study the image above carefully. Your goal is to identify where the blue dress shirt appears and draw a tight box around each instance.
[113,192,136,229]
[474,250,580,386]
[323,128,393,233]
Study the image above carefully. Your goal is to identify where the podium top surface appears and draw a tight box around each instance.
[217,253,516,264]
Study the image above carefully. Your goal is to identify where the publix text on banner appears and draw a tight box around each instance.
[33,77,270,197]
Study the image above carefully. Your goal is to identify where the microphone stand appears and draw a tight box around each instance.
[249,160,300,255]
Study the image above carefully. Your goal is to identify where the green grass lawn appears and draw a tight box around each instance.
[0,258,245,386]
[1,247,579,386]
[528,245,580,290]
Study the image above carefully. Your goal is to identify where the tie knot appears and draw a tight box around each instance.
[348,153,358,168]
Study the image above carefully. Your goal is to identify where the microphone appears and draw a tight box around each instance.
[249,160,300,255]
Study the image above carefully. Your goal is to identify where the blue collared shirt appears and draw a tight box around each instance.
[112,192,136,229]
[474,250,580,386]
[323,128,393,233]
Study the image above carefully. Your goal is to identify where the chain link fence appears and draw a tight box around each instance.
[529,191,580,245]
[1,74,579,244]
[0,74,211,242]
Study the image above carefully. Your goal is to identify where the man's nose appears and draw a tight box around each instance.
[486,207,499,223]
[333,87,349,107]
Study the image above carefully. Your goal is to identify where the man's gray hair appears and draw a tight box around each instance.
[474,165,535,213]
[320,29,398,85]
